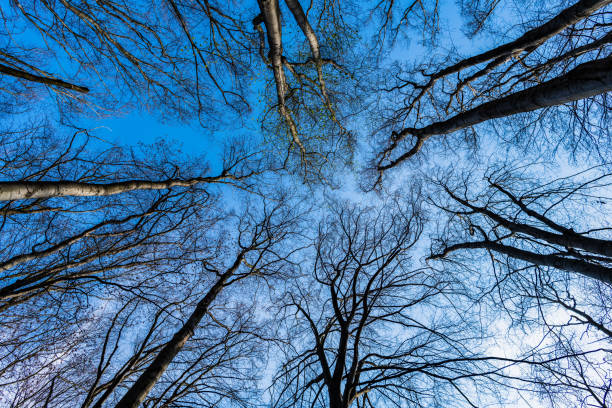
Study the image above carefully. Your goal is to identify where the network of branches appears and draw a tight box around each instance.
[0,0,610,407]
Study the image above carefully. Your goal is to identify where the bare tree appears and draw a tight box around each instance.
[2,0,253,119]
[115,195,302,407]
[426,164,612,407]
[1,0,365,178]
[0,122,277,407]
[0,125,262,309]
[428,165,612,284]
[1,178,303,408]
[2,2,611,408]
[373,0,611,182]
[270,197,535,408]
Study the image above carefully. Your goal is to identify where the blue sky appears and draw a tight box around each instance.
[1,1,609,406]
[83,112,224,167]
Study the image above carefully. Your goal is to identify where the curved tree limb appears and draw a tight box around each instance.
[378,56,612,171]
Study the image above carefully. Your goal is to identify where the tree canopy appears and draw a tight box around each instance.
[0,0,610,407]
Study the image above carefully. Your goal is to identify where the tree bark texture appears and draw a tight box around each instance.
[445,186,612,258]
[426,0,611,81]
[0,175,231,201]
[431,241,612,285]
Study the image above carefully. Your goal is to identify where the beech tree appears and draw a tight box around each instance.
[0,125,259,309]
[373,0,611,183]
[428,165,612,285]
[115,195,302,408]
[1,1,611,407]
[0,122,276,407]
[271,198,534,408]
[1,167,302,408]
[1,0,365,178]
[427,164,612,407]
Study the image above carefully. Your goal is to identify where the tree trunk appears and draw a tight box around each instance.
[284,0,320,59]
[257,0,307,155]
[431,241,612,284]
[445,187,612,258]
[284,0,333,113]
[427,0,611,80]
[381,57,612,170]
[258,0,287,103]
[114,252,245,408]
[0,174,231,201]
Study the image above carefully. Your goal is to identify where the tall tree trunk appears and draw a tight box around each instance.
[258,0,287,103]
[444,186,612,258]
[0,206,158,273]
[257,0,307,156]
[114,252,245,408]
[380,57,612,170]
[0,174,233,201]
[283,0,332,108]
[423,0,610,83]
[283,0,320,59]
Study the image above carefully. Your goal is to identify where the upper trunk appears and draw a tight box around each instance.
[380,57,612,170]
[427,0,611,81]
[431,241,612,285]
[0,175,231,201]
[0,63,89,93]
[114,253,245,408]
